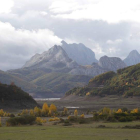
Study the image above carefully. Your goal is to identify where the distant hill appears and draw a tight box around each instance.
[31,73,92,97]
[66,63,140,97]
[5,68,92,97]
[61,41,98,65]
[0,70,37,92]
[0,83,38,109]
[124,50,140,66]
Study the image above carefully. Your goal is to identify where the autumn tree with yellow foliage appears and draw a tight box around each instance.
[34,106,42,116]
[116,109,123,113]
[50,104,57,112]
[131,108,139,114]
[42,103,49,116]
[74,109,78,117]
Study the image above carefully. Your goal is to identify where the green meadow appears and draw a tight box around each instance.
[1,122,140,140]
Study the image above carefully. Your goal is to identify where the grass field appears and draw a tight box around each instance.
[1,122,140,140]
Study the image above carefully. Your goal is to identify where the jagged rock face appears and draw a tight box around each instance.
[61,41,98,65]
[98,56,126,72]
[124,50,140,66]
[69,64,107,76]
[23,45,78,70]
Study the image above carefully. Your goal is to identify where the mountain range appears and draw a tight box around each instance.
[1,41,140,97]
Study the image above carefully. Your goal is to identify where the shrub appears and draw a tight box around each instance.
[36,117,47,124]
[63,119,72,126]
[106,116,117,122]
[78,118,86,124]
[0,117,2,127]
[80,114,85,118]
[6,115,36,126]
[67,116,77,122]
[118,116,133,122]
[59,118,64,123]
[9,114,15,118]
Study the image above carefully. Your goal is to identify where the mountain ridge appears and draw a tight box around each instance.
[61,40,98,65]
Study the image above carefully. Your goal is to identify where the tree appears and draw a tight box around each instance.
[102,107,112,115]
[42,103,49,115]
[0,109,4,117]
[80,114,84,118]
[29,109,34,116]
[63,107,68,115]
[34,107,42,116]
[74,109,78,117]
[50,104,57,112]
[131,108,139,114]
[116,109,122,113]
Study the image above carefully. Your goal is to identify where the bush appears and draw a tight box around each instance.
[67,116,77,122]
[9,114,15,118]
[118,116,133,122]
[106,116,117,122]
[49,117,60,122]
[36,117,47,124]
[6,115,36,126]
[63,119,72,126]
[59,118,65,123]
[78,118,86,124]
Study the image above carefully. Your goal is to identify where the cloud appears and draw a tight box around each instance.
[106,39,123,45]
[0,21,62,70]
[0,0,140,70]
[0,0,14,14]
[50,0,140,23]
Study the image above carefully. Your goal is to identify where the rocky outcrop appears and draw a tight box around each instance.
[69,63,107,76]
[124,50,140,66]
[61,41,98,65]
[98,56,126,72]
[23,45,78,71]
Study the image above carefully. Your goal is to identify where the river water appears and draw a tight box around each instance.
[34,98,61,101]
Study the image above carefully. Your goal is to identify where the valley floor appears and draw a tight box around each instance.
[37,95,140,113]
[1,122,140,140]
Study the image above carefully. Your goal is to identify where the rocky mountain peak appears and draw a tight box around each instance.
[124,50,140,66]
[98,56,126,72]
[23,45,78,70]
[61,40,98,65]
[129,50,139,55]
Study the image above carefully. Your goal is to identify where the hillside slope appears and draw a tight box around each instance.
[2,69,92,97]
[0,83,38,109]
[0,70,37,92]
[30,73,92,97]
[66,63,140,97]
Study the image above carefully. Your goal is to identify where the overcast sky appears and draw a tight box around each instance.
[1,0,140,71]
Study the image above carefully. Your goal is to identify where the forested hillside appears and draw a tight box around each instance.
[66,63,140,97]
[0,83,38,109]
